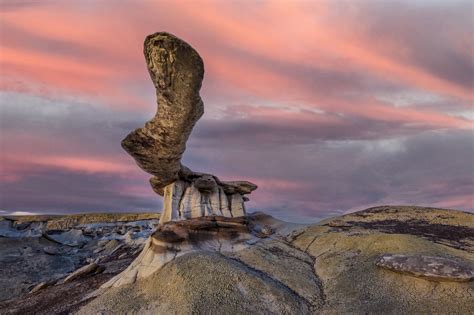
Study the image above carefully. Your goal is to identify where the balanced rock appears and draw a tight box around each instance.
[121,32,257,224]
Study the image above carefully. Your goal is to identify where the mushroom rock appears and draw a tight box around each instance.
[121,32,257,224]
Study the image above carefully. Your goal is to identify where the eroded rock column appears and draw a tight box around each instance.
[121,32,257,225]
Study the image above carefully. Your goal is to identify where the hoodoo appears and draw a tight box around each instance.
[121,32,257,224]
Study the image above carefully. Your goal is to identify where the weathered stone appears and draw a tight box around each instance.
[161,180,187,223]
[194,175,217,192]
[230,194,246,217]
[43,246,59,255]
[121,32,205,190]
[251,223,275,238]
[261,225,275,236]
[149,176,167,196]
[327,219,352,228]
[61,262,101,284]
[376,254,474,282]
[218,187,232,217]
[208,187,223,216]
[219,181,258,195]
[179,183,203,220]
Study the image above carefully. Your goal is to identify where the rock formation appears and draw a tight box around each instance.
[121,32,257,224]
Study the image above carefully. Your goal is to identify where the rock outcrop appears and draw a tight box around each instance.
[290,206,474,314]
[121,33,257,224]
[0,213,159,303]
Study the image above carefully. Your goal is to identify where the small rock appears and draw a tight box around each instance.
[327,220,352,228]
[376,254,474,282]
[101,239,120,255]
[253,225,275,238]
[193,175,217,192]
[43,246,59,255]
[29,280,55,294]
[45,229,88,247]
[86,257,96,264]
[97,239,109,247]
[261,225,274,236]
[118,253,128,259]
[93,247,105,254]
[109,244,123,256]
[245,239,258,245]
[61,263,100,283]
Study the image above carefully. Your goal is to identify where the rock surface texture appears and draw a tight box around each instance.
[2,207,473,314]
[121,32,257,224]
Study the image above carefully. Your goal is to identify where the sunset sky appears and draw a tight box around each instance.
[0,0,472,222]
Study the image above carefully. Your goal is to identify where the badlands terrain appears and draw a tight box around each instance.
[0,206,472,314]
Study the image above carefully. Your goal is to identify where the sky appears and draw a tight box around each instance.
[0,0,473,222]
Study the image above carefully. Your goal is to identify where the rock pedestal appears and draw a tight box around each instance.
[160,177,256,224]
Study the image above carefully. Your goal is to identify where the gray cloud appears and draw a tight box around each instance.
[0,165,159,214]
[0,92,147,158]
[184,128,473,222]
[348,0,474,90]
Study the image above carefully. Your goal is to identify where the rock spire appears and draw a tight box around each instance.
[122,32,257,224]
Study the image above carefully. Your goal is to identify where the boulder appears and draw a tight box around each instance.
[376,254,474,282]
